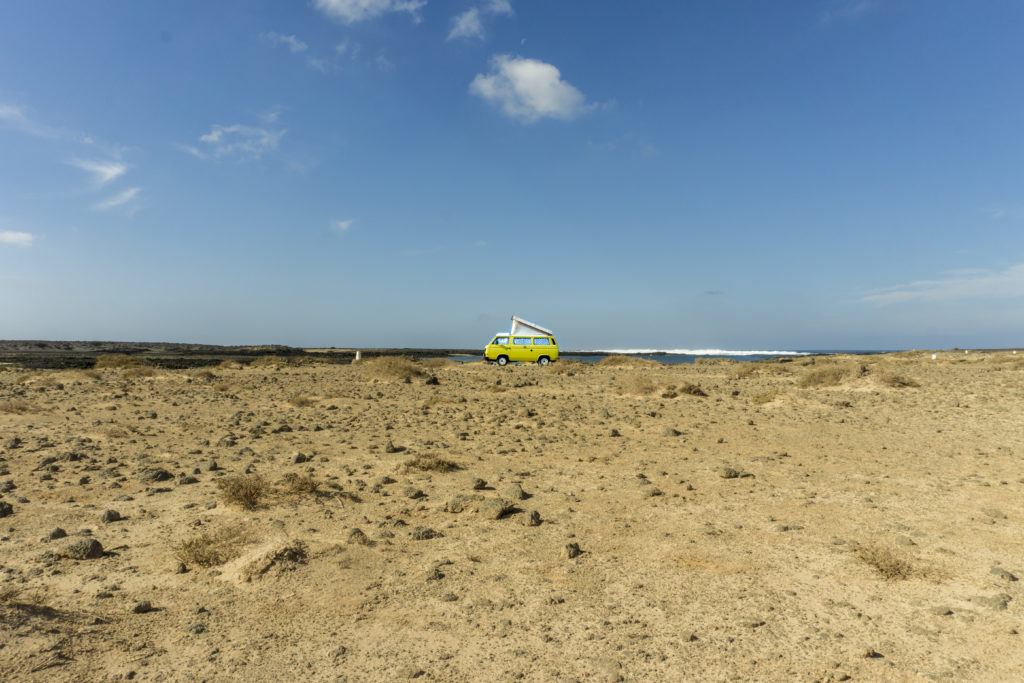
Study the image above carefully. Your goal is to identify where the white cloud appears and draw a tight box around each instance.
[820,0,878,25]
[313,0,426,24]
[487,0,513,16]
[469,55,590,123]
[68,158,128,186]
[184,124,285,162]
[0,102,81,141]
[332,219,354,232]
[94,187,141,211]
[0,231,35,247]
[448,8,483,41]
[307,57,328,72]
[860,263,1024,305]
[263,31,308,53]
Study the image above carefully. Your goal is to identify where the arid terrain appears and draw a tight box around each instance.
[1,350,1023,681]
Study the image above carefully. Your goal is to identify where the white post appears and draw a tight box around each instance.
[355,351,361,361]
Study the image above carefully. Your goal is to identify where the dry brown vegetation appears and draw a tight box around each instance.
[878,372,921,388]
[402,454,462,472]
[121,366,156,379]
[599,355,661,368]
[617,374,656,395]
[855,543,915,580]
[287,393,317,408]
[359,355,425,381]
[174,524,257,567]
[421,357,457,369]
[94,354,148,369]
[798,364,854,388]
[0,399,34,414]
[217,474,267,510]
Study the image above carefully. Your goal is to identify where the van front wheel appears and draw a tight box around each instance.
[496,356,508,366]
[537,356,550,366]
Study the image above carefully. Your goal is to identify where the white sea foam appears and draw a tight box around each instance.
[589,349,810,356]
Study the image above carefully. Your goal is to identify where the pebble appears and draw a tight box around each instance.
[502,483,527,501]
[470,477,488,490]
[477,498,514,520]
[49,527,68,540]
[132,600,155,614]
[990,567,1018,582]
[410,527,441,541]
[565,542,581,559]
[100,509,121,523]
[65,538,104,560]
[0,501,13,518]
[521,510,541,527]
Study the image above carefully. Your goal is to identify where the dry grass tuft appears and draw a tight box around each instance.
[279,473,321,496]
[95,354,147,369]
[174,524,257,567]
[855,543,914,580]
[878,373,920,388]
[679,383,708,397]
[96,424,131,439]
[599,355,662,368]
[217,475,267,510]
[74,369,102,381]
[121,366,156,379]
[751,390,780,405]
[617,375,657,395]
[218,360,243,370]
[798,364,854,388]
[360,356,425,381]
[250,355,287,368]
[241,541,308,581]
[0,399,34,414]
[191,369,217,380]
[403,454,462,473]
[550,359,587,375]
[287,393,317,408]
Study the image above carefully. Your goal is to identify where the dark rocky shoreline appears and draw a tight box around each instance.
[0,340,484,370]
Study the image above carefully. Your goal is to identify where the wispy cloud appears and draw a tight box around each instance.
[262,31,308,53]
[0,102,91,143]
[860,264,1024,305]
[68,158,128,187]
[313,0,426,24]
[332,219,354,233]
[94,187,141,212]
[447,1,513,41]
[182,124,285,162]
[470,55,591,123]
[0,230,35,247]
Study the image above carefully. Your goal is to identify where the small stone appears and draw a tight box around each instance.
[425,567,444,581]
[404,487,425,500]
[502,483,527,501]
[206,459,220,471]
[293,453,308,464]
[174,562,188,574]
[132,600,154,614]
[385,440,404,454]
[441,593,458,602]
[982,508,1007,520]
[347,528,372,546]
[863,649,884,659]
[478,498,514,520]
[65,538,104,560]
[663,427,681,437]
[718,467,742,479]
[0,501,13,518]
[971,593,1012,610]
[929,606,953,616]
[100,509,121,523]
[178,474,199,485]
[521,510,541,527]
[681,631,698,642]
[470,477,487,490]
[188,623,206,634]
[609,429,620,437]
[139,467,173,483]
[565,542,581,559]
[990,567,1018,582]
[411,527,441,541]
[49,527,68,540]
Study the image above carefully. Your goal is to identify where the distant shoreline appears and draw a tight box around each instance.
[0,339,1018,370]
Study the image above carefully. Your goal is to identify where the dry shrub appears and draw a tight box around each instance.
[550,359,587,374]
[217,474,266,510]
[121,366,155,379]
[599,355,662,368]
[0,586,23,603]
[360,356,425,381]
[218,360,243,370]
[287,394,317,408]
[96,424,130,438]
[0,399,34,414]
[487,384,508,393]
[617,374,657,395]
[421,357,456,369]
[279,473,321,496]
[855,543,914,580]
[695,357,736,366]
[403,454,462,473]
[751,390,780,405]
[95,354,147,369]
[213,383,232,393]
[74,369,102,381]
[679,383,708,397]
[798,365,853,388]
[878,373,920,388]
[174,524,257,567]
[191,369,217,380]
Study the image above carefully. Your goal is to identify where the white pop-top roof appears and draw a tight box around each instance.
[509,316,554,337]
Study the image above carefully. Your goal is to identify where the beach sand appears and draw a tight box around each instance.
[1,351,1022,681]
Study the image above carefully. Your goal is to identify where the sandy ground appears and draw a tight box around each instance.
[1,351,1023,682]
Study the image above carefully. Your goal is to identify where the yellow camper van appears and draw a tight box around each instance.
[484,316,559,366]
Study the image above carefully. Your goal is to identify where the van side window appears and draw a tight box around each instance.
[513,337,530,345]
[494,336,509,345]
[533,337,550,345]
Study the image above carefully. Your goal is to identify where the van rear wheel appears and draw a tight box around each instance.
[496,356,508,366]
[538,356,550,366]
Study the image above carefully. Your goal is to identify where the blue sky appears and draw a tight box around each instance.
[2,1,1023,351]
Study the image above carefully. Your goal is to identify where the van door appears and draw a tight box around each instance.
[512,337,533,362]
